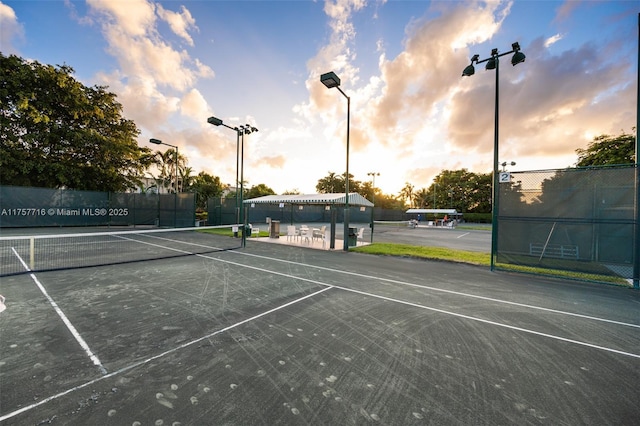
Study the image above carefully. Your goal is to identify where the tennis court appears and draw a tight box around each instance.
[0,226,638,424]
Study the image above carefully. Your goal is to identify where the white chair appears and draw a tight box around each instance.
[313,225,326,240]
[322,229,331,249]
[286,225,299,241]
[301,227,313,243]
[356,227,365,245]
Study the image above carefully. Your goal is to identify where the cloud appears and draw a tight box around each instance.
[447,36,634,167]
[87,0,155,37]
[86,0,213,91]
[257,155,286,169]
[544,33,564,48]
[296,0,515,191]
[554,0,581,23]
[294,2,635,191]
[156,4,197,46]
[83,0,220,174]
[94,70,180,131]
[368,1,510,149]
[0,1,24,54]
[180,88,210,119]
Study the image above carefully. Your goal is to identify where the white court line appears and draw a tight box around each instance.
[139,232,640,329]
[230,248,640,329]
[134,234,640,358]
[10,248,107,376]
[3,234,638,421]
[324,284,640,359]
[0,286,333,422]
[456,232,470,239]
[189,249,640,359]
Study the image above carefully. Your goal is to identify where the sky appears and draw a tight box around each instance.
[0,0,637,196]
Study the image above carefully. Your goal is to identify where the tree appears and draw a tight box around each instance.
[153,148,188,193]
[575,130,635,167]
[282,188,301,195]
[245,183,275,199]
[423,170,492,213]
[461,172,492,213]
[315,171,361,194]
[0,53,154,191]
[191,171,224,209]
[399,182,415,207]
[374,193,404,210]
[414,188,429,208]
[180,166,194,192]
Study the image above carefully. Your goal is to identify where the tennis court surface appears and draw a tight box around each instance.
[1,226,638,425]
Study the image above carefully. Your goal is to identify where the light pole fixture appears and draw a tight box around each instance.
[367,172,380,243]
[501,161,516,172]
[207,116,258,247]
[150,138,179,194]
[208,116,241,235]
[462,42,526,270]
[321,71,351,251]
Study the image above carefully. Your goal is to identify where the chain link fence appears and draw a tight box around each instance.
[496,165,636,282]
[0,186,196,228]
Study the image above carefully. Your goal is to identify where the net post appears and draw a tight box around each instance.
[29,237,35,270]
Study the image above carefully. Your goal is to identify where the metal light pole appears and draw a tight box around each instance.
[367,172,379,243]
[207,116,242,235]
[321,71,351,251]
[462,42,526,271]
[150,138,179,227]
[238,124,258,248]
[634,13,640,289]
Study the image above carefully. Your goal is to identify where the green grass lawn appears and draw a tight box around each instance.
[199,227,629,286]
[351,243,490,265]
[352,243,629,286]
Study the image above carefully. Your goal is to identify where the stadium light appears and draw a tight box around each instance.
[462,42,526,270]
[501,161,516,171]
[321,71,351,251]
[207,116,241,236]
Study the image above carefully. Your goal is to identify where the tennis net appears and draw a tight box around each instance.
[0,225,244,276]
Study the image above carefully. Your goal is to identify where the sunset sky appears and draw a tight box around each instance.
[1,0,637,195]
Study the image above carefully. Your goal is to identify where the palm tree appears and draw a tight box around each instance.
[179,166,194,192]
[399,182,415,207]
[414,188,429,208]
[154,148,187,193]
[316,172,340,193]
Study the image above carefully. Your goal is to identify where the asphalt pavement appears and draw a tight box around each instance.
[1,225,638,425]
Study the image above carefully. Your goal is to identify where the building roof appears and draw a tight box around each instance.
[244,193,374,207]
[406,209,460,215]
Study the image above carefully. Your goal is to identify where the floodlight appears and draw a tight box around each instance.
[207,116,223,126]
[320,71,341,88]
